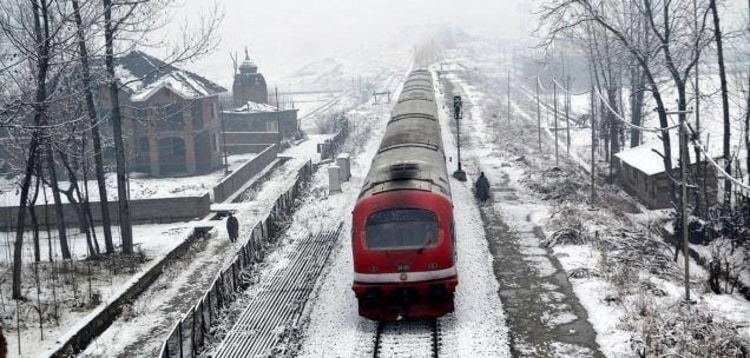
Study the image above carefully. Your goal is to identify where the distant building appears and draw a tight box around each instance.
[614,139,719,209]
[106,50,227,176]
[232,50,268,107]
[221,52,298,153]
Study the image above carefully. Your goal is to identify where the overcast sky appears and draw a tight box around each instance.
[158,0,532,86]
[156,0,747,88]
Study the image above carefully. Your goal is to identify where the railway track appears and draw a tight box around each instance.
[371,319,441,358]
[214,223,343,357]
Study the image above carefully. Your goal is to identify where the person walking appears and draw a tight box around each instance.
[226,212,239,243]
[475,172,490,203]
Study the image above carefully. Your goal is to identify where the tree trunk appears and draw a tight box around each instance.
[607,86,621,165]
[44,144,71,259]
[103,0,133,254]
[709,0,732,208]
[72,0,114,254]
[13,0,52,300]
[58,151,97,257]
[629,66,645,147]
[29,168,42,263]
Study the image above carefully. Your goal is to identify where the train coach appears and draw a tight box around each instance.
[351,69,457,321]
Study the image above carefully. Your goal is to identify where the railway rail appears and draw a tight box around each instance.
[371,319,441,358]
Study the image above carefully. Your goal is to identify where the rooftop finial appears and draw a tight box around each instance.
[245,46,250,60]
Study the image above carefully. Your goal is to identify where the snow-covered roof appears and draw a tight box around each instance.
[115,50,226,102]
[228,101,278,113]
[615,136,720,176]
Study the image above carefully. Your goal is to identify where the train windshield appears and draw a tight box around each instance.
[365,209,438,250]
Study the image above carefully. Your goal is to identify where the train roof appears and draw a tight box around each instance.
[358,70,450,200]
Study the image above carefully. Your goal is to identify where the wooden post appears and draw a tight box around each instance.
[680,120,691,302]
[507,69,511,125]
[554,78,559,166]
[590,86,596,203]
[565,76,571,153]
[536,78,541,152]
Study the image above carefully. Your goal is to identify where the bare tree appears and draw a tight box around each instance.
[539,0,713,208]
[6,0,55,299]
[99,0,222,254]
[72,0,115,254]
[707,0,732,209]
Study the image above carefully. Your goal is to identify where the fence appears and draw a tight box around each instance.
[318,116,350,161]
[213,144,279,203]
[158,159,314,358]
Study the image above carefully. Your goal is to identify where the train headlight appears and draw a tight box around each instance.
[399,273,408,281]
[427,262,438,270]
[369,265,378,273]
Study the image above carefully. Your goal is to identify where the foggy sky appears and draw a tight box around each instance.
[157,0,747,88]
[159,0,531,87]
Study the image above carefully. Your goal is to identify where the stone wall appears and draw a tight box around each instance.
[0,194,211,231]
[224,132,278,154]
[213,144,279,203]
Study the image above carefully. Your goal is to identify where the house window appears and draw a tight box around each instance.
[139,137,149,152]
[266,121,278,132]
[211,102,217,120]
[173,138,185,156]
[166,103,184,129]
[135,108,148,122]
[214,133,220,152]
[192,101,203,128]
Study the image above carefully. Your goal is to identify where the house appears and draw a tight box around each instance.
[614,138,719,209]
[221,52,298,154]
[107,50,227,176]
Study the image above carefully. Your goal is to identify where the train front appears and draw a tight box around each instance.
[351,187,457,321]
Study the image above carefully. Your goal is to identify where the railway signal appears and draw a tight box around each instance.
[452,95,467,181]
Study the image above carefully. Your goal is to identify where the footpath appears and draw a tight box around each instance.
[441,74,605,357]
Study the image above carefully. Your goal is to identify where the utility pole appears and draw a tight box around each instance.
[452,95,466,181]
[590,85,596,203]
[536,77,541,152]
[666,109,694,303]
[220,103,228,174]
[553,78,559,167]
[565,76,572,153]
[275,87,281,146]
[507,69,511,125]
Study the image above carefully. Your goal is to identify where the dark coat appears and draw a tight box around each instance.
[226,216,239,239]
[475,174,490,202]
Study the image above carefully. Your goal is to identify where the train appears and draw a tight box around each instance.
[351,69,458,321]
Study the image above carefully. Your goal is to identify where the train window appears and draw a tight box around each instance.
[365,209,438,250]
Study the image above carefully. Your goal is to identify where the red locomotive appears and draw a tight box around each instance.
[351,69,457,321]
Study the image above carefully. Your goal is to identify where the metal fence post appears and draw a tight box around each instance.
[191,309,196,357]
[178,321,184,358]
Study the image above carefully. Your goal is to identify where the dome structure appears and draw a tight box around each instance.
[232,48,267,106]
[239,50,258,74]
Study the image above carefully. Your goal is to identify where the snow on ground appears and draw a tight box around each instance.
[2,80,352,357]
[294,66,512,357]
[1,223,190,357]
[278,101,392,358]
[80,138,340,357]
[433,70,511,357]
[445,40,750,356]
